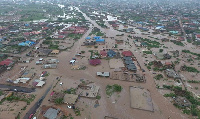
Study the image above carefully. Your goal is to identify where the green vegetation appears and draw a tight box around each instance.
[154,74,164,80]
[183,65,199,73]
[143,50,152,54]
[114,44,118,48]
[187,39,192,43]
[163,93,176,97]
[187,80,200,83]
[162,85,200,117]
[106,84,123,96]
[54,98,64,105]
[0,91,3,96]
[96,95,101,100]
[141,38,161,49]
[81,51,85,54]
[182,50,200,57]
[6,94,35,105]
[64,88,76,94]
[159,49,163,52]
[153,67,166,72]
[96,21,107,28]
[89,27,104,36]
[170,40,184,46]
[68,34,83,40]
[74,108,81,116]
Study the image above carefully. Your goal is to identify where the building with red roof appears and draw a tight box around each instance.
[0,59,14,66]
[100,50,107,58]
[122,51,133,57]
[89,59,101,66]
[196,34,200,41]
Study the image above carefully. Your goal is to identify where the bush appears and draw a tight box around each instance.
[163,93,176,97]
[113,84,123,92]
[81,51,85,53]
[96,95,101,100]
[159,49,163,52]
[154,74,163,80]
[54,98,63,105]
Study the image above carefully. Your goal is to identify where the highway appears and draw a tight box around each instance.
[0,84,35,93]
[23,85,52,119]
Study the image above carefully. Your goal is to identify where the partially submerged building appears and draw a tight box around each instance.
[173,96,191,108]
[42,64,57,69]
[97,72,110,77]
[165,69,181,79]
[77,82,100,98]
[43,108,60,119]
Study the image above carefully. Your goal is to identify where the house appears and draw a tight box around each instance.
[83,41,96,46]
[177,37,184,41]
[100,50,107,58]
[95,39,105,44]
[21,70,35,79]
[195,34,200,41]
[174,96,191,108]
[86,36,91,40]
[0,59,14,67]
[42,64,57,69]
[37,49,52,57]
[122,51,133,57]
[18,41,35,47]
[14,78,30,84]
[161,38,169,42]
[127,65,137,71]
[43,108,59,119]
[126,28,133,33]
[93,36,101,40]
[63,94,78,105]
[89,59,101,66]
[169,31,179,34]
[18,57,32,63]
[36,81,45,87]
[46,59,59,64]
[164,53,171,59]
[51,50,60,55]
[140,42,147,47]
[97,72,110,77]
[165,69,181,79]
[107,50,116,57]
[115,39,124,44]
[36,61,43,65]
[40,44,49,49]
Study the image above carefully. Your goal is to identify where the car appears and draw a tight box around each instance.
[142,69,145,72]
[29,114,34,119]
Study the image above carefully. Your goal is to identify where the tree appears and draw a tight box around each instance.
[54,98,63,104]
[113,84,123,92]
[159,49,163,52]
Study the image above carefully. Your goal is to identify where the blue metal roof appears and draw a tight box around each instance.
[96,39,105,42]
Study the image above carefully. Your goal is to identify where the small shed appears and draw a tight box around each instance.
[51,50,60,54]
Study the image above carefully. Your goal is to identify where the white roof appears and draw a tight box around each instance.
[70,60,76,63]
[36,81,45,87]
[97,72,110,77]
